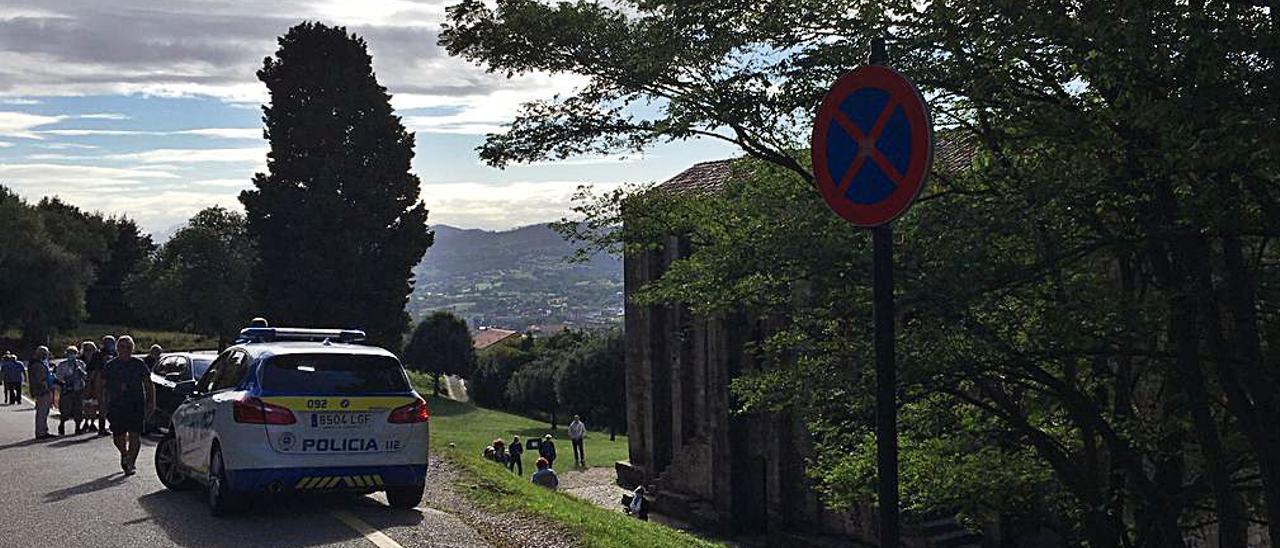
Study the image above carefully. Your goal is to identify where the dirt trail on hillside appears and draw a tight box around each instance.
[425,455,577,548]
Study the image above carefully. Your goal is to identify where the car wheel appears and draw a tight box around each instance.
[207,446,240,516]
[155,436,195,491]
[386,484,424,510]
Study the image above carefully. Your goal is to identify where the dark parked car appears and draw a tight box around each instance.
[148,351,217,432]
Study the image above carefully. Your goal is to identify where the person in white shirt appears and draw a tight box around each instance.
[568,415,587,467]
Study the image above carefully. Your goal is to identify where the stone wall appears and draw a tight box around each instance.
[620,231,868,542]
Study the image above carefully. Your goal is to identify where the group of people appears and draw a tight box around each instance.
[1,333,158,476]
[481,415,591,491]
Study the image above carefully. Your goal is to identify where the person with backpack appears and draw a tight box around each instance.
[54,346,88,436]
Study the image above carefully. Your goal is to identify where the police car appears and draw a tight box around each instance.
[153,327,430,515]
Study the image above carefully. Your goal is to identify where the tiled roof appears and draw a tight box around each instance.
[654,133,976,194]
[472,327,520,350]
[654,159,738,195]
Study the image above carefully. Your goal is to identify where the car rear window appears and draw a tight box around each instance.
[260,353,410,395]
[192,358,213,380]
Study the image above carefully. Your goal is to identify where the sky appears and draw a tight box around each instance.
[0,0,735,237]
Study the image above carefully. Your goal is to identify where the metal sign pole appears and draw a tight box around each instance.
[872,223,898,548]
[869,36,899,548]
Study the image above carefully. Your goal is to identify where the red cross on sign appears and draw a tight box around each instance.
[811,65,933,227]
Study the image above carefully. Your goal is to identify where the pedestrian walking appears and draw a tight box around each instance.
[143,344,163,370]
[78,342,101,432]
[568,415,587,467]
[102,336,155,475]
[55,346,88,436]
[530,457,559,490]
[85,339,110,436]
[538,433,557,468]
[508,435,524,475]
[1,352,23,405]
[27,346,54,440]
[100,335,118,361]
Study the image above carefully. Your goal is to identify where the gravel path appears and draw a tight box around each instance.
[560,467,629,514]
[425,455,578,548]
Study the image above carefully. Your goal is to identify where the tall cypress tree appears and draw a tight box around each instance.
[241,22,432,349]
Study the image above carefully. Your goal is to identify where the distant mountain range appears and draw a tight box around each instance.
[408,224,623,331]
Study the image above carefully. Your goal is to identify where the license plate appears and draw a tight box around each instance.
[310,412,372,429]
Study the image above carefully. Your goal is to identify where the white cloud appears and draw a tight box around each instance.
[42,129,149,136]
[39,142,97,150]
[1,98,40,105]
[190,178,252,188]
[0,141,11,147]
[78,112,130,120]
[0,162,180,182]
[402,74,587,135]
[175,128,262,139]
[0,111,64,139]
[422,180,624,230]
[41,127,262,139]
[107,146,266,164]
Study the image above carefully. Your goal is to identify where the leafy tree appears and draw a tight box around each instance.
[34,198,153,326]
[505,357,561,428]
[87,217,154,325]
[242,21,433,349]
[130,207,256,342]
[404,311,474,396]
[0,188,91,345]
[554,329,625,440]
[470,344,531,408]
[444,2,1280,545]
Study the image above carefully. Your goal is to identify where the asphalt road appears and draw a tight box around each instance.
[0,397,491,548]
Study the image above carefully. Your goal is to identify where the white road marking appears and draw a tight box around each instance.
[331,510,405,548]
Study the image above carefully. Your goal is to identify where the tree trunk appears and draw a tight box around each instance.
[432,373,442,397]
[549,410,556,429]
[1170,236,1247,548]
[1218,232,1280,546]
[609,423,616,442]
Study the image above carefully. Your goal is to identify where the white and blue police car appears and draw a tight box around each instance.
[154,327,430,515]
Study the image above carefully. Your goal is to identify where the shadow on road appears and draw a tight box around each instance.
[48,434,103,448]
[45,473,126,502]
[136,490,424,547]
[0,438,45,452]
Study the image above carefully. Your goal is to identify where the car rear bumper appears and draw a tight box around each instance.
[226,464,426,493]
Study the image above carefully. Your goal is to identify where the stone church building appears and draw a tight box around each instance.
[617,150,986,546]
[617,159,875,543]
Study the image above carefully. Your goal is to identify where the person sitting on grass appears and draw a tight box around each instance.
[492,438,508,465]
[624,486,649,521]
[531,457,558,490]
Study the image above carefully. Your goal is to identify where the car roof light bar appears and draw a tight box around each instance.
[237,327,367,343]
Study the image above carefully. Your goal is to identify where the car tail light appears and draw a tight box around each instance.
[388,396,429,424]
[233,396,297,425]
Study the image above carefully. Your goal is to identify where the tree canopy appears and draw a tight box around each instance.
[242,21,433,349]
[554,329,625,440]
[404,310,474,396]
[130,206,256,341]
[444,1,1280,545]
